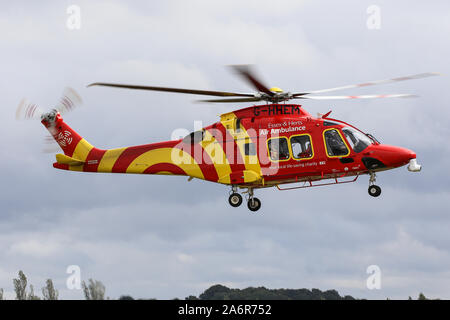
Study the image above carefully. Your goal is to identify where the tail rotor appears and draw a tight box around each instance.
[16,87,83,153]
[16,87,82,121]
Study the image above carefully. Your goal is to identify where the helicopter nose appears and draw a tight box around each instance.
[368,145,416,169]
[396,147,416,162]
[390,146,416,167]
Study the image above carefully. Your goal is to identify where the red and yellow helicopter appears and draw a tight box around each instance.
[17,66,438,212]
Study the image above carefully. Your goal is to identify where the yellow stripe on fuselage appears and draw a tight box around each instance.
[201,130,231,184]
[69,139,94,171]
[126,147,204,179]
[220,113,262,182]
[97,148,126,173]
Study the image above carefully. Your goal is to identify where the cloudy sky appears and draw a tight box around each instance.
[1,0,449,299]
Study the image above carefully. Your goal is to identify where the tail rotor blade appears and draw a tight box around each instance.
[16,98,44,120]
[42,135,60,153]
[56,87,83,115]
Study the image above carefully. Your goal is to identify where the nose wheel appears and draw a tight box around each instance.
[368,172,382,197]
[368,185,381,197]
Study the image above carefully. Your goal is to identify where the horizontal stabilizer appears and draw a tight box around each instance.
[55,153,85,166]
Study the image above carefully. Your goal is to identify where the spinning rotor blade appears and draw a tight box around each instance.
[16,87,82,120]
[295,93,417,100]
[55,87,83,115]
[16,87,82,154]
[89,67,441,104]
[197,97,263,103]
[294,72,441,96]
[42,135,60,153]
[230,65,274,96]
[16,99,44,120]
[88,82,254,98]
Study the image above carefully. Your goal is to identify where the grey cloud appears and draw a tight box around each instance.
[1,0,450,300]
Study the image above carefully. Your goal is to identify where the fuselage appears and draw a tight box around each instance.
[44,104,417,189]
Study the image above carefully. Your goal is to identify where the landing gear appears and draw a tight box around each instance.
[368,185,381,197]
[228,186,243,208]
[247,197,261,212]
[368,172,381,197]
[228,193,243,207]
[227,186,262,212]
[246,188,261,212]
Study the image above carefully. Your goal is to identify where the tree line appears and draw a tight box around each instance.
[0,271,436,300]
[0,270,106,300]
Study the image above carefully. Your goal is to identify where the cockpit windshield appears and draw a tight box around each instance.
[342,127,373,153]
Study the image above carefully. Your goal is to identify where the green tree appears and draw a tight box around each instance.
[418,293,428,300]
[13,271,28,300]
[198,284,356,300]
[82,279,105,300]
[199,284,231,300]
[42,279,59,300]
[28,285,40,300]
[12,271,40,300]
[0,288,4,300]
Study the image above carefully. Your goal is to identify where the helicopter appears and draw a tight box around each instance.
[17,66,438,212]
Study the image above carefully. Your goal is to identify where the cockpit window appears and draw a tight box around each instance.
[342,127,372,153]
[323,129,349,157]
[268,137,290,161]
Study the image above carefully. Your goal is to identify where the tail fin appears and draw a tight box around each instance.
[41,110,101,170]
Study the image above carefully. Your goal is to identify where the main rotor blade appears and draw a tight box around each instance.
[88,82,254,97]
[230,65,274,96]
[294,72,441,96]
[295,93,417,100]
[197,97,263,103]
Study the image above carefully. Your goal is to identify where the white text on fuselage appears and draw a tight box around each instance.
[260,121,306,135]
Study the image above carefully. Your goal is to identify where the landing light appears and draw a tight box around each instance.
[407,158,422,172]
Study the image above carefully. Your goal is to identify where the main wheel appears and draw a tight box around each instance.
[368,185,381,197]
[247,197,261,212]
[228,193,243,207]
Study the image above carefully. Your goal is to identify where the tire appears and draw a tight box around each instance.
[228,193,243,207]
[368,185,382,197]
[247,197,262,212]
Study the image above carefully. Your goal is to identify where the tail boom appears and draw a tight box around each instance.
[42,112,207,179]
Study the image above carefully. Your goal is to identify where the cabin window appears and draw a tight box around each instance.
[323,129,349,157]
[182,130,204,144]
[290,134,313,160]
[244,142,256,156]
[235,118,241,132]
[267,137,290,161]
